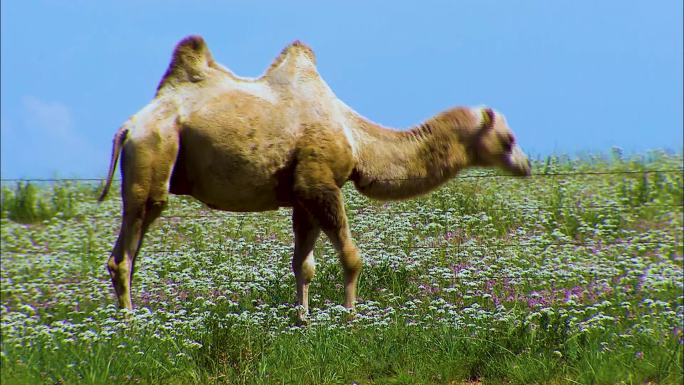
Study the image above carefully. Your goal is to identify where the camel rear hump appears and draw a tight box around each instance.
[267,40,317,72]
[265,40,321,86]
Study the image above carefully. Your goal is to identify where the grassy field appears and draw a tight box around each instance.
[1,152,683,384]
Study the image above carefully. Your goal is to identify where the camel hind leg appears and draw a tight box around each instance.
[107,198,149,310]
[107,137,177,310]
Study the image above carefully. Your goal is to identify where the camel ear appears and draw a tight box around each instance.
[480,108,495,131]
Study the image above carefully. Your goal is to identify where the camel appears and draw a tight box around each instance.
[99,35,531,322]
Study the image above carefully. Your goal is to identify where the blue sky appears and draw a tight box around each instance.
[1,1,682,179]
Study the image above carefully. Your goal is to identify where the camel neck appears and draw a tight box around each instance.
[348,108,476,200]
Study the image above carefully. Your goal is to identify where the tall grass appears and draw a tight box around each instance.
[1,152,682,384]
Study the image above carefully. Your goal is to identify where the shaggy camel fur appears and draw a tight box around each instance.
[99,35,531,321]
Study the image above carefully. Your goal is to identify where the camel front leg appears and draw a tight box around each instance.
[292,204,320,323]
[325,221,362,310]
[295,184,362,311]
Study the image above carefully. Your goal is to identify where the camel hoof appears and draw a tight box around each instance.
[116,308,134,323]
[293,305,309,326]
[295,310,310,326]
[344,309,356,323]
[295,316,310,327]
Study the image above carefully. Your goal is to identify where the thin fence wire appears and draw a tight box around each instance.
[0,178,107,183]
[34,203,683,222]
[374,168,684,181]
[3,238,678,256]
[0,168,682,183]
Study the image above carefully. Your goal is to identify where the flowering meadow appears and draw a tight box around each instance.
[1,152,683,384]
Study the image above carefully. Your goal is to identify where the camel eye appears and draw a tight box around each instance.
[502,134,515,152]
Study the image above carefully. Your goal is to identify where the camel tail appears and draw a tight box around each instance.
[98,126,128,202]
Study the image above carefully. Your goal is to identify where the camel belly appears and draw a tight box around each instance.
[172,168,295,211]
[169,135,296,211]
[192,183,287,212]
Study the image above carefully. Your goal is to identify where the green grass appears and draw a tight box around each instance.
[1,151,683,384]
[2,314,680,384]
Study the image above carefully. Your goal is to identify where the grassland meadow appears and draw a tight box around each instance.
[1,152,682,384]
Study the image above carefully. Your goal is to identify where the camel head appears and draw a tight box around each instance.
[467,108,531,177]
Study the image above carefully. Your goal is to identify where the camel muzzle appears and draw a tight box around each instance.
[508,145,532,177]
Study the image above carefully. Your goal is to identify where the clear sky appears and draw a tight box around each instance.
[1,1,682,179]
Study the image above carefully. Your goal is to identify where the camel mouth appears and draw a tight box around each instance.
[506,146,532,177]
[512,163,532,177]
[506,164,531,177]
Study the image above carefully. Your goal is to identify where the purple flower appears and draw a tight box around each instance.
[563,285,585,303]
[636,274,647,291]
[563,288,573,302]
[527,291,549,308]
[140,290,153,305]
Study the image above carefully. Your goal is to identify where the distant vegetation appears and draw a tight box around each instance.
[0,181,98,223]
[1,152,682,384]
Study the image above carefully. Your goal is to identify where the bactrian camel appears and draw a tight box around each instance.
[99,35,531,322]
